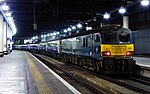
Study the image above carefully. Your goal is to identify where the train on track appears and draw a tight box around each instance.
[13,24,136,74]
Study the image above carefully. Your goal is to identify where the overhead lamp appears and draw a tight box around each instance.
[44,35,46,37]
[0,0,5,2]
[119,7,126,14]
[7,17,13,21]
[32,37,36,40]
[63,29,67,33]
[41,35,44,38]
[103,13,110,19]
[67,28,71,31]
[77,23,82,28]
[141,0,149,6]
[5,12,12,17]
[47,34,50,37]
[86,27,92,31]
[9,20,14,24]
[56,32,60,35]
[72,26,76,30]
[53,32,57,36]
[50,33,53,36]
[12,27,17,35]
[1,3,9,11]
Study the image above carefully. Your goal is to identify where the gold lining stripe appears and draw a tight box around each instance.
[25,53,52,94]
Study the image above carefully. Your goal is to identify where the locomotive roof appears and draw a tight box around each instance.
[61,24,122,39]
[42,24,130,43]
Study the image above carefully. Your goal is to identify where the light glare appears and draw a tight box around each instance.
[77,23,82,28]
[119,7,126,14]
[64,29,67,33]
[67,28,71,31]
[141,0,149,6]
[5,12,12,17]
[7,17,13,21]
[103,13,110,19]
[1,4,9,11]
[72,26,76,29]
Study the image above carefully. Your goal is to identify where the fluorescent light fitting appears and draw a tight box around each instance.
[119,7,126,14]
[47,34,50,36]
[141,0,149,6]
[0,0,5,2]
[7,17,13,21]
[56,32,60,35]
[103,13,110,19]
[67,28,71,31]
[63,29,67,33]
[5,12,12,17]
[53,32,57,36]
[1,3,9,11]
[77,23,82,28]
[72,26,76,29]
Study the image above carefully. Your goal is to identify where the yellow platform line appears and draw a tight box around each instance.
[25,53,52,94]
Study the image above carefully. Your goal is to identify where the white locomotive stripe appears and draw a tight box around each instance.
[28,52,81,94]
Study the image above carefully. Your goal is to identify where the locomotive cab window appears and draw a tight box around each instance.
[101,28,132,44]
[102,32,118,43]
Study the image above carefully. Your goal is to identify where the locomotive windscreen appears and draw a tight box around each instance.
[101,28,132,44]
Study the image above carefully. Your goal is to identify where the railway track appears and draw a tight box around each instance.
[32,53,150,94]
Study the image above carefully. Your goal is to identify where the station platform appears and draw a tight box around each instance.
[0,50,80,94]
[134,56,150,68]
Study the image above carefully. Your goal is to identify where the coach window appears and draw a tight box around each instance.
[83,37,88,47]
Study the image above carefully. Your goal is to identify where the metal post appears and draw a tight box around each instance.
[0,14,4,57]
[123,16,129,28]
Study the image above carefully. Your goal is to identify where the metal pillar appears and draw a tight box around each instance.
[7,26,13,53]
[0,14,4,57]
[123,16,129,28]
[3,21,7,55]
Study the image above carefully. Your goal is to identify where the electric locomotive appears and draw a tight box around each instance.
[59,24,135,74]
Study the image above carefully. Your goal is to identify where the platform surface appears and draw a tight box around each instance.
[134,57,150,68]
[0,50,80,94]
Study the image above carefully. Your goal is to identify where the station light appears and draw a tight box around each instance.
[47,34,50,37]
[12,27,17,35]
[119,7,126,14]
[53,32,57,36]
[32,37,36,40]
[67,28,71,31]
[0,0,5,2]
[5,12,12,17]
[63,29,67,33]
[86,27,92,31]
[141,0,149,6]
[1,3,9,11]
[77,23,82,28]
[50,33,53,36]
[56,32,60,35]
[44,35,46,37]
[35,36,38,39]
[7,17,13,21]
[103,13,110,19]
[72,26,76,30]
[41,35,44,38]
